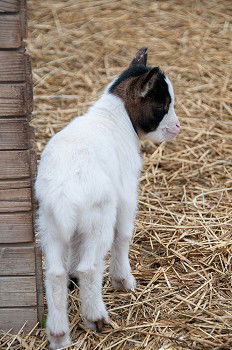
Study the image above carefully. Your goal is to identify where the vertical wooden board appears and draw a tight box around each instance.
[0,0,44,327]
[0,119,29,150]
[20,0,27,39]
[0,150,30,179]
[35,245,44,323]
[0,14,21,48]
[0,308,38,332]
[0,52,28,82]
[0,276,37,307]
[0,0,20,13]
[0,212,33,243]
[0,246,35,275]
[0,83,33,116]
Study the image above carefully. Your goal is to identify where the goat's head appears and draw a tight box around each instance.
[109,48,180,143]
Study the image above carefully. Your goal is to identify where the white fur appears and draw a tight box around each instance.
[36,93,141,349]
[35,76,179,349]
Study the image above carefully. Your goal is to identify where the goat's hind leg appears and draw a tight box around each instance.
[78,259,108,331]
[68,234,108,331]
[40,214,71,349]
[75,203,116,331]
[68,235,109,331]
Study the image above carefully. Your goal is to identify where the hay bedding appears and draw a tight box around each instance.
[1,0,232,349]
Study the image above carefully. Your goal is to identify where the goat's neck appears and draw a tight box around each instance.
[90,93,140,146]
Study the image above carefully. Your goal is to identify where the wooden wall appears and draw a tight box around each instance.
[0,0,43,332]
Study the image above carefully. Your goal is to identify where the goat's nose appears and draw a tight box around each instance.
[176,121,180,128]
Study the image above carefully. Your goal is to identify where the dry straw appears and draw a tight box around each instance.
[1,0,232,349]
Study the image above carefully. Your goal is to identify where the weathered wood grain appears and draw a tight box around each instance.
[0,119,30,150]
[0,0,43,327]
[0,179,31,190]
[0,0,20,13]
[0,276,36,307]
[0,246,35,275]
[0,307,38,332]
[20,0,27,39]
[0,187,32,212]
[0,150,30,179]
[0,187,31,202]
[35,245,44,323]
[0,52,30,82]
[0,14,21,48]
[0,212,33,243]
[0,83,33,116]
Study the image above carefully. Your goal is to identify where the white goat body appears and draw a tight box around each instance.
[35,48,180,349]
[36,95,141,348]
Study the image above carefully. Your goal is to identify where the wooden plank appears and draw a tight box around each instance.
[0,83,33,117]
[0,0,20,13]
[0,187,32,212]
[0,119,29,150]
[0,150,30,180]
[20,0,27,39]
[0,276,36,307]
[0,211,33,244]
[0,246,35,275]
[35,245,44,322]
[0,14,21,48]
[0,308,38,332]
[0,212,33,243]
[0,179,31,190]
[0,187,31,201]
[0,52,28,82]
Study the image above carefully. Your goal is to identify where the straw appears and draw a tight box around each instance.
[1,0,231,349]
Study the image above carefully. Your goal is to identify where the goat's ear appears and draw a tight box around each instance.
[130,47,148,67]
[140,67,161,97]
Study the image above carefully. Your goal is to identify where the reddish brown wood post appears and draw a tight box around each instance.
[0,0,44,332]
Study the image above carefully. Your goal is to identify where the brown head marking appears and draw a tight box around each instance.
[109,48,171,135]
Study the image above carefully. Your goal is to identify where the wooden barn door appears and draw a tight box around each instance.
[0,0,43,332]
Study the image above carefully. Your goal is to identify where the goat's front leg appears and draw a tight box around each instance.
[110,201,136,290]
[44,238,71,350]
[78,259,108,331]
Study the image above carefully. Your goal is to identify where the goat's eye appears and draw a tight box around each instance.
[156,106,168,114]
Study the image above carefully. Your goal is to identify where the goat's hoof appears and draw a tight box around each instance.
[47,330,71,350]
[95,318,104,332]
[112,274,136,291]
[50,331,65,338]
[84,316,109,332]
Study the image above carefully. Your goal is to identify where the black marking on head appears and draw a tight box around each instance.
[109,65,150,93]
[138,74,171,133]
[108,48,172,136]
[138,102,170,134]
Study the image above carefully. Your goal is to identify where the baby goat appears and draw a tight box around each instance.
[35,48,180,349]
